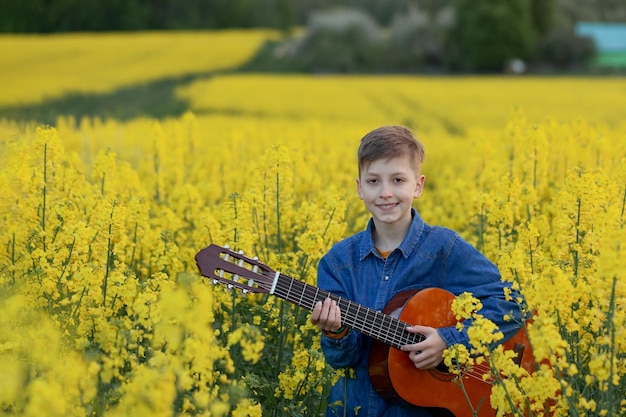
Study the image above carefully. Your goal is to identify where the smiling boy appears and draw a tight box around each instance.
[310,126,522,416]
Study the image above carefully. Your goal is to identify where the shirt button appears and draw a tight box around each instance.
[384,276,390,281]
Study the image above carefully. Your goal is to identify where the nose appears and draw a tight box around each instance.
[380,181,393,198]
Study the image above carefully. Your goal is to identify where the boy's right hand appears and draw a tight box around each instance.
[310,298,343,332]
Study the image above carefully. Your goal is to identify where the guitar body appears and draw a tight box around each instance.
[368,288,534,417]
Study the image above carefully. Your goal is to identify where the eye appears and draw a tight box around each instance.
[393,177,406,183]
[367,178,379,184]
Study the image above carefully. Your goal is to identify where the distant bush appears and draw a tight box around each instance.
[447,0,537,71]
[291,8,384,72]
[536,29,597,69]
[387,6,455,70]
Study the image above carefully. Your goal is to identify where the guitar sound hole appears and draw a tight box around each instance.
[428,363,456,382]
[428,407,456,417]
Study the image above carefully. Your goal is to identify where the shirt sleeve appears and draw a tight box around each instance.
[438,235,525,350]
[317,253,365,369]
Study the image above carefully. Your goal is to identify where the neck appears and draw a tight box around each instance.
[373,215,412,252]
[271,272,423,349]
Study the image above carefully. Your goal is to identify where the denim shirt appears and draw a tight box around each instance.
[318,209,522,417]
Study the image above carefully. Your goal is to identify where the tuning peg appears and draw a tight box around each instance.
[242,289,249,296]
[249,262,259,287]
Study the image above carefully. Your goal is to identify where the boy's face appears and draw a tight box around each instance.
[356,155,425,229]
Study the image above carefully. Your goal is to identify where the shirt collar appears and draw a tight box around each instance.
[359,208,425,261]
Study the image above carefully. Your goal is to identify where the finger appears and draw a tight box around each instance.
[327,300,343,331]
[401,325,434,350]
[406,324,433,335]
[320,298,333,322]
[314,298,332,330]
[326,300,342,330]
[413,352,443,370]
[400,343,417,352]
[310,301,323,324]
[334,302,342,329]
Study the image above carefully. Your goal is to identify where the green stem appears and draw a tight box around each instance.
[262,182,269,260]
[573,197,581,278]
[153,146,160,202]
[620,187,626,229]
[276,170,281,254]
[231,290,237,337]
[276,299,286,371]
[102,206,115,306]
[58,237,75,283]
[11,233,16,284]
[321,207,336,240]
[61,286,87,334]
[485,352,524,416]
[129,222,138,270]
[42,142,47,252]
[533,142,538,190]
[605,276,617,417]
[528,239,534,274]
[478,203,486,253]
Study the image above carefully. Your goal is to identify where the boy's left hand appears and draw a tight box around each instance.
[400,325,447,369]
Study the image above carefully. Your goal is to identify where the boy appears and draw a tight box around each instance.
[310,126,522,417]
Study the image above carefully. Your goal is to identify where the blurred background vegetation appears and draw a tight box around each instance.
[1,0,625,73]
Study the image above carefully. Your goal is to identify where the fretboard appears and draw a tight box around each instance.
[273,273,424,349]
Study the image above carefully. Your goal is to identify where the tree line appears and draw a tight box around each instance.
[2,0,623,73]
[1,0,624,33]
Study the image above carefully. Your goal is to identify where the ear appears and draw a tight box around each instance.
[356,177,364,200]
[414,175,425,198]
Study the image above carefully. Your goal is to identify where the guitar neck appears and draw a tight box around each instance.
[273,273,423,349]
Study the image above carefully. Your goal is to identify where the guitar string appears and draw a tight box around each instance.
[219,254,426,347]
[298,278,412,347]
[273,274,425,348]
[270,274,504,383]
[272,277,405,346]
[271,276,411,347]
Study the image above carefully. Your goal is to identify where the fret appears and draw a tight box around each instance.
[355,303,362,330]
[286,276,295,300]
[270,273,410,348]
[362,307,370,335]
[312,287,320,309]
[297,280,305,307]
[380,315,394,346]
[344,300,356,328]
[373,310,385,343]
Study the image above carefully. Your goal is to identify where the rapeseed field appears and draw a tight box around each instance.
[1,30,625,417]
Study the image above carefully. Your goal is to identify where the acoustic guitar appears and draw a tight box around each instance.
[195,244,535,417]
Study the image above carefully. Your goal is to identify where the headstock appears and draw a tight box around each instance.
[195,244,276,294]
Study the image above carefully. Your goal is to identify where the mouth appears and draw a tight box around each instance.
[377,203,398,211]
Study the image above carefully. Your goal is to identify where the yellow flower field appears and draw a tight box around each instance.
[0,30,275,107]
[1,31,625,417]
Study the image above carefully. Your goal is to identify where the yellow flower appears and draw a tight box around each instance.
[232,399,262,417]
[451,292,483,320]
[442,344,472,375]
